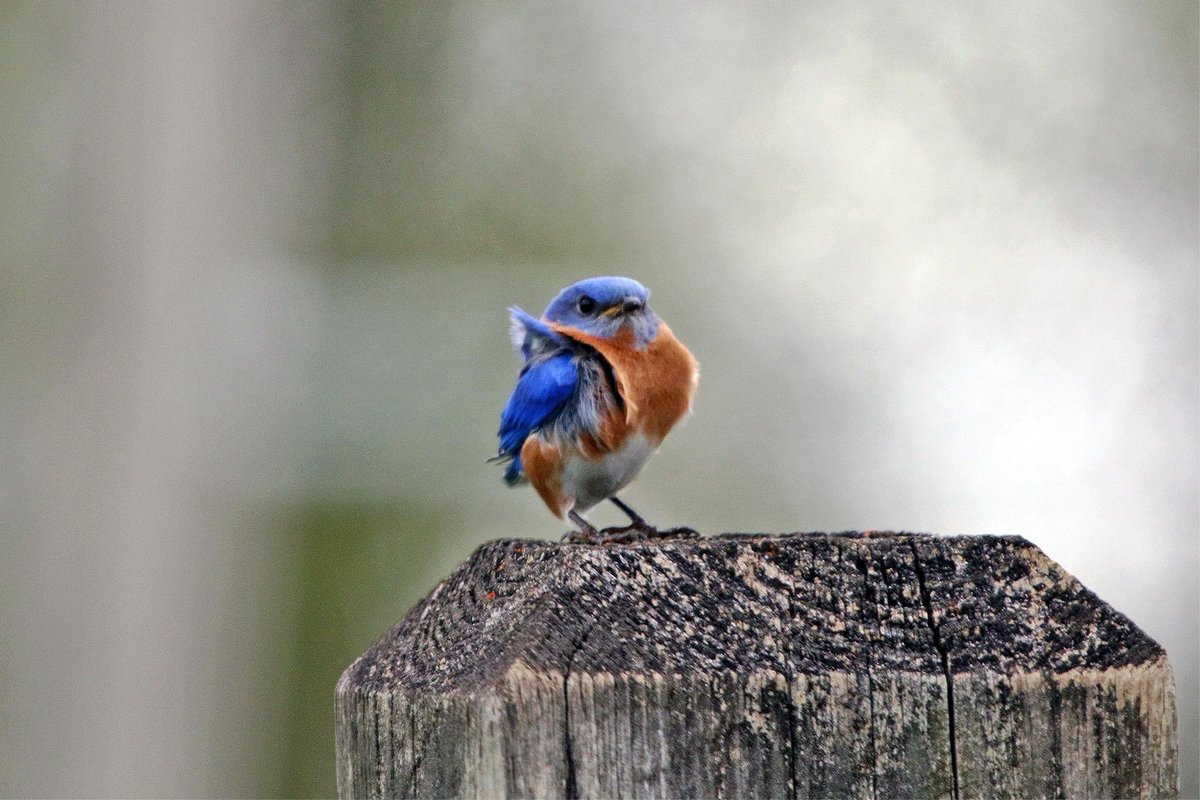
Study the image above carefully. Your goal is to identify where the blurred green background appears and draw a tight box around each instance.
[1,2,1196,797]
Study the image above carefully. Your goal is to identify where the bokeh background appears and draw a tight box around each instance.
[1,1,1196,797]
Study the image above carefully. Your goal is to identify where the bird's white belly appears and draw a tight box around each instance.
[562,434,656,512]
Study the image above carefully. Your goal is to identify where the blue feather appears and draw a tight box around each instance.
[496,349,578,483]
[508,306,566,360]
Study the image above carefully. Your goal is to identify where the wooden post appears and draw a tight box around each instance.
[335,533,1177,799]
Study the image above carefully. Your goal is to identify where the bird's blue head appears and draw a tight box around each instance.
[543,276,661,347]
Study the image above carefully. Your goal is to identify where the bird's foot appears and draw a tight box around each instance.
[632,524,700,541]
[562,522,700,545]
[601,522,701,544]
[561,528,602,544]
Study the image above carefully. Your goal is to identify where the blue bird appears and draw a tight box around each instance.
[493,277,698,541]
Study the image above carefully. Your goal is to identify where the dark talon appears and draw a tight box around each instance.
[622,524,699,541]
[562,501,699,545]
[654,526,700,540]
[562,523,701,545]
[561,524,643,545]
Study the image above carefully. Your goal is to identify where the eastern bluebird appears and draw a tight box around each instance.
[492,277,699,542]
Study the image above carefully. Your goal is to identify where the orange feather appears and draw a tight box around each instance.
[549,321,698,445]
[520,436,570,518]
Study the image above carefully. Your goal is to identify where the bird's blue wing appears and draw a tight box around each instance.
[496,349,578,484]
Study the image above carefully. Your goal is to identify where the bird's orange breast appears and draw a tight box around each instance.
[551,321,698,445]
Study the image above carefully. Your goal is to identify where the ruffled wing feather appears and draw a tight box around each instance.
[495,312,579,484]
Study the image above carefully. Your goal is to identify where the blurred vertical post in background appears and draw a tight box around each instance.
[0,2,336,795]
[1,2,1196,797]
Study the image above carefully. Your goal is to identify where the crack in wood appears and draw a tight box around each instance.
[561,621,594,799]
[372,694,384,798]
[407,703,419,797]
[782,565,799,800]
[854,547,882,800]
[909,539,961,800]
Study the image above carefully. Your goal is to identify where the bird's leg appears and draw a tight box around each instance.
[609,496,649,527]
[605,496,700,541]
[563,501,700,545]
[562,510,603,543]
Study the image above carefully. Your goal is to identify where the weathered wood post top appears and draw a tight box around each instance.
[336,532,1177,799]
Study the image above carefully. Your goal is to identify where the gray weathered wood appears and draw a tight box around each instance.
[335,533,1177,799]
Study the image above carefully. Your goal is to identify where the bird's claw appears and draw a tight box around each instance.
[561,523,700,545]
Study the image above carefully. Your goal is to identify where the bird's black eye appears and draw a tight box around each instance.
[577,296,597,315]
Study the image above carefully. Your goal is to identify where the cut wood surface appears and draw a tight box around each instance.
[335,532,1177,799]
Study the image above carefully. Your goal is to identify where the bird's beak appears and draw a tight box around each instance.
[603,297,644,317]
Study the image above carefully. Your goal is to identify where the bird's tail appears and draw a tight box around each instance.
[486,451,527,486]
